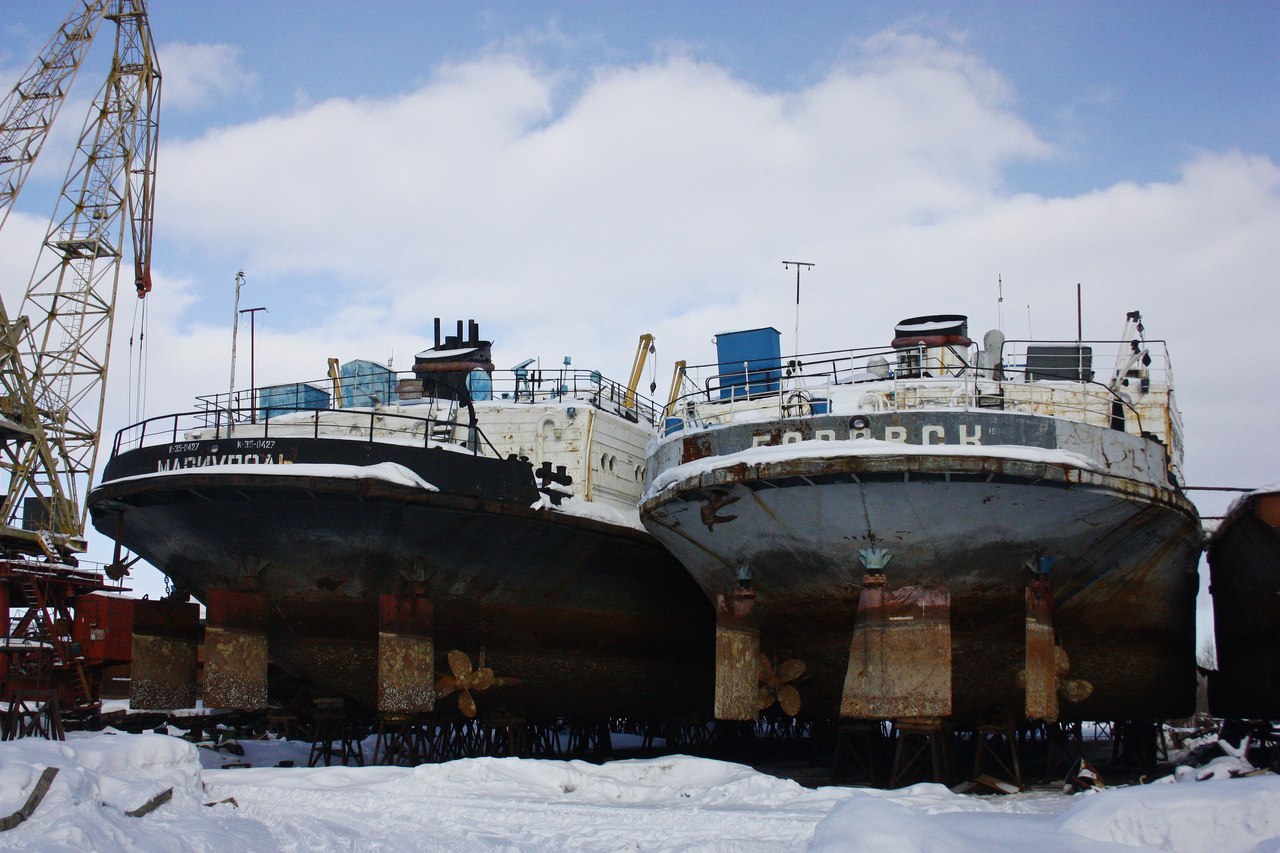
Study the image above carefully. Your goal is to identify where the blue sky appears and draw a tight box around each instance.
[134,1,1280,191]
[1,1,1278,610]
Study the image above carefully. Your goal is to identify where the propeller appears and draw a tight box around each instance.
[1015,645,1094,704]
[757,653,805,716]
[434,649,496,718]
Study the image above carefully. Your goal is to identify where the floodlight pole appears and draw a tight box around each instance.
[782,261,814,355]
[229,271,244,417]
[240,306,267,423]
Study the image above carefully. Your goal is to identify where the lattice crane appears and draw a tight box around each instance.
[0,0,160,558]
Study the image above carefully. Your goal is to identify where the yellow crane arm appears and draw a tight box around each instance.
[623,334,655,409]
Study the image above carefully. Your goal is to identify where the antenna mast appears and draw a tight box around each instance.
[782,261,814,355]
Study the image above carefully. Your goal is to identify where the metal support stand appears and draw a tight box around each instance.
[3,689,64,741]
[973,717,1023,789]
[832,720,887,785]
[372,714,435,766]
[307,698,365,767]
[888,718,952,788]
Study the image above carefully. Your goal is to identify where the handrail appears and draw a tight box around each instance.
[192,367,663,428]
[109,404,500,459]
[661,336,1174,439]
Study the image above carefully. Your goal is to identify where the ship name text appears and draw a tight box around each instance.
[157,453,291,471]
[751,424,984,448]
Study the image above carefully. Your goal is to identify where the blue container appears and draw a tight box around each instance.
[340,359,397,408]
[715,327,781,401]
[258,382,330,421]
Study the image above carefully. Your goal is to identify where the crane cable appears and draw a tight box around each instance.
[127,295,149,422]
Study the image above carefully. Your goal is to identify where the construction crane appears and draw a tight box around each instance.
[0,0,160,559]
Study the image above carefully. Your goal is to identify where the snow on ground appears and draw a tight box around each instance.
[1,731,1278,851]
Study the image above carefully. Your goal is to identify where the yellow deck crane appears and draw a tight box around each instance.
[0,0,160,559]
[623,333,656,410]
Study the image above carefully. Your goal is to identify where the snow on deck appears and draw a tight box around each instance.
[645,437,1103,502]
[106,461,441,492]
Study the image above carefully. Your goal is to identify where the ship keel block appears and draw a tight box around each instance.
[131,599,201,710]
[1025,576,1059,723]
[714,587,760,720]
[841,574,952,719]
[203,590,269,709]
[377,594,435,714]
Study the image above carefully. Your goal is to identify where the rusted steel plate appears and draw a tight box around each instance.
[1025,577,1058,722]
[377,594,435,714]
[714,587,759,720]
[841,575,952,719]
[714,625,760,720]
[1258,493,1280,528]
[131,600,200,710]
[203,590,268,710]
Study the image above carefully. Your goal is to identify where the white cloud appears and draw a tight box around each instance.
[5,23,1271,599]
[62,30,1280,528]
[156,41,255,110]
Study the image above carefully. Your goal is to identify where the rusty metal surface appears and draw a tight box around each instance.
[1024,577,1058,722]
[203,590,268,709]
[714,587,759,720]
[203,626,268,709]
[643,439,1201,722]
[841,575,951,719]
[1258,493,1280,529]
[89,468,714,717]
[130,600,200,710]
[1207,488,1280,718]
[377,594,435,714]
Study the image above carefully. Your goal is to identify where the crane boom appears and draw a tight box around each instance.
[0,1,108,233]
[0,1,160,555]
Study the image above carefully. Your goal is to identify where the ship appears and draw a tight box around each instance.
[1207,484,1280,718]
[87,320,712,720]
[639,311,1201,725]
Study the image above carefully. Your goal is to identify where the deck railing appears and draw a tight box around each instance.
[108,404,503,460]
[192,368,661,430]
[662,338,1175,442]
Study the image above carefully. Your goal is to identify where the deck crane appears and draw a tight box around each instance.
[0,0,160,559]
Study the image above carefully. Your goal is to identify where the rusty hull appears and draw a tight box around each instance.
[1024,576,1059,722]
[713,586,760,720]
[203,590,269,710]
[641,449,1201,723]
[130,599,201,710]
[90,469,713,719]
[1207,489,1280,718]
[841,574,952,719]
[378,594,435,714]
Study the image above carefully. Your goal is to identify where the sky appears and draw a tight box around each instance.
[1,1,1278,615]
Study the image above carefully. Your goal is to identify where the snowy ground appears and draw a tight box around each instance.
[1,730,1278,851]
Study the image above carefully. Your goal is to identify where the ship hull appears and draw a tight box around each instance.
[640,449,1201,722]
[90,441,713,719]
[1207,489,1280,719]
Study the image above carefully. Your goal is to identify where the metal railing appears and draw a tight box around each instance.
[190,368,662,429]
[108,404,503,460]
[662,338,1175,440]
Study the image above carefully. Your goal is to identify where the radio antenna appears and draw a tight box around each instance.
[782,260,814,355]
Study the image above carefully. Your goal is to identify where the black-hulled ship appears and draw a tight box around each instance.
[1207,485,1280,718]
[89,321,711,719]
